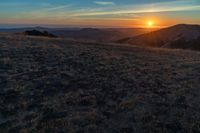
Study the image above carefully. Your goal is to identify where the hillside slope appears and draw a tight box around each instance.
[0,34,200,132]
[118,24,200,50]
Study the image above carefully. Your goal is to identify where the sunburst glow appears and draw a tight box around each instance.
[147,21,154,27]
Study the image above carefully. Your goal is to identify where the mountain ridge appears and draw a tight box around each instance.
[117,24,200,50]
[0,27,151,42]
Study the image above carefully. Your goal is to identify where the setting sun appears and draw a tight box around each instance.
[147,21,154,27]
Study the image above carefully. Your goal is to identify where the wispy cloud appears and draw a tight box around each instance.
[94,1,115,6]
[45,4,73,11]
[15,0,200,21]
[70,1,200,17]
[3,0,200,27]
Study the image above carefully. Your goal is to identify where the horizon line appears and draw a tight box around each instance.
[0,23,199,29]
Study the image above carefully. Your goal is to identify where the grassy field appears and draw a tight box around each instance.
[0,34,200,132]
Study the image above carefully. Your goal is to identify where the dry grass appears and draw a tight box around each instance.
[0,34,200,132]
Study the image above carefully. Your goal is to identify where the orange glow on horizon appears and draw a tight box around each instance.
[147,21,154,27]
[0,17,177,29]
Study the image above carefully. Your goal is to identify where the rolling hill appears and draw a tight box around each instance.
[0,33,200,132]
[0,27,151,42]
[118,24,200,50]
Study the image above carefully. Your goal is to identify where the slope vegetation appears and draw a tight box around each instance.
[0,34,200,132]
[118,24,200,50]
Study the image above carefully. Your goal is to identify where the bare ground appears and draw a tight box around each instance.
[0,34,200,133]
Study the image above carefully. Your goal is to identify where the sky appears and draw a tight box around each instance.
[0,0,200,28]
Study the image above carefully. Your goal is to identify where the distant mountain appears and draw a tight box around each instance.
[0,27,51,33]
[52,28,151,42]
[117,24,200,50]
[0,27,150,42]
[23,30,56,38]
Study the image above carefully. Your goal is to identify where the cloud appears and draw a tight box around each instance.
[94,1,115,6]
[4,0,200,24]
[70,0,200,17]
[45,4,73,11]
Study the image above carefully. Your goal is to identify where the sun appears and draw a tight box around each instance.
[147,21,154,27]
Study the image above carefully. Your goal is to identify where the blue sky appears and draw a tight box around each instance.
[0,0,200,27]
